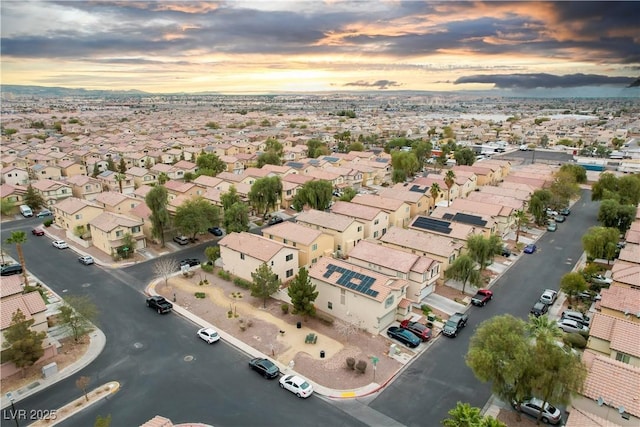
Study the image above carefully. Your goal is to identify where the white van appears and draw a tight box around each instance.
[19,205,33,217]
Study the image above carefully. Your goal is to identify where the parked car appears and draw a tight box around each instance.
[279,374,313,398]
[386,326,421,348]
[52,240,69,249]
[180,258,201,268]
[31,227,45,236]
[557,318,589,334]
[577,290,601,302]
[146,295,173,314]
[523,244,537,254]
[546,222,557,232]
[545,208,558,217]
[553,215,565,223]
[78,255,95,265]
[173,235,189,245]
[0,264,23,276]
[471,289,493,307]
[248,357,280,379]
[560,208,571,216]
[590,274,612,285]
[208,226,223,236]
[530,301,549,317]
[399,320,432,342]
[512,397,562,425]
[540,289,558,305]
[501,246,512,257]
[36,209,53,218]
[267,215,284,225]
[442,312,469,338]
[561,310,590,327]
[519,144,529,151]
[197,327,220,344]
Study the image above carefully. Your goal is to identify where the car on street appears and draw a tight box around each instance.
[512,397,562,425]
[197,327,220,344]
[519,144,529,151]
[208,226,223,236]
[523,244,537,254]
[530,301,549,317]
[553,215,565,223]
[557,318,589,334]
[560,208,571,216]
[279,374,313,398]
[546,222,557,232]
[399,320,432,342]
[540,289,558,305]
[32,227,45,236]
[36,209,53,218]
[146,295,173,314]
[386,326,421,348]
[442,312,469,338]
[471,289,493,307]
[52,240,69,249]
[173,235,189,245]
[248,357,280,379]
[267,215,284,225]
[0,264,23,276]
[180,258,201,268]
[590,274,612,286]
[561,310,590,327]
[78,255,95,265]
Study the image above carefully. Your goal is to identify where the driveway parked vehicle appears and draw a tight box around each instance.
[590,274,612,285]
[557,318,589,334]
[267,215,284,225]
[248,357,280,379]
[530,301,549,317]
[560,208,571,216]
[52,240,69,249]
[501,246,512,257]
[0,264,23,276]
[36,209,53,218]
[173,235,189,245]
[561,310,590,327]
[553,215,565,223]
[523,244,537,254]
[399,320,432,342]
[512,397,562,425]
[208,227,223,236]
[197,327,220,344]
[386,326,421,348]
[279,374,313,398]
[78,255,95,265]
[546,222,557,232]
[32,227,45,236]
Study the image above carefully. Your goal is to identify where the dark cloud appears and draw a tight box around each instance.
[454,73,637,89]
[343,80,401,90]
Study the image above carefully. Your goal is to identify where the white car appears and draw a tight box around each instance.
[591,274,613,285]
[279,374,313,398]
[78,255,95,265]
[539,289,558,305]
[52,240,69,249]
[197,327,220,344]
[557,318,589,334]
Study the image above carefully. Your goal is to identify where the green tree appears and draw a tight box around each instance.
[196,152,226,176]
[0,198,16,216]
[157,172,169,185]
[559,272,588,305]
[6,231,29,285]
[249,176,282,217]
[617,175,640,206]
[221,186,241,211]
[549,170,580,209]
[306,139,329,158]
[92,163,100,177]
[256,151,282,167]
[250,263,281,308]
[59,295,98,342]
[115,173,126,193]
[287,267,319,319]
[183,171,195,182]
[145,185,171,247]
[591,172,619,202]
[391,151,419,178]
[144,158,153,169]
[224,202,250,233]
[117,158,127,174]
[23,185,46,211]
[513,209,529,244]
[444,170,456,207]
[453,147,476,166]
[205,246,221,265]
[392,169,407,184]
[347,142,364,152]
[2,309,47,376]
[559,163,587,184]
[581,226,619,262]
[264,137,284,157]
[430,183,441,210]
[339,187,357,202]
[466,234,503,270]
[411,140,433,170]
[444,254,481,294]
[174,197,221,241]
[529,189,553,225]
[106,157,116,172]
[442,402,483,427]
[291,180,333,211]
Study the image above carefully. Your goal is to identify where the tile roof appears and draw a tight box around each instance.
[380,226,464,257]
[589,312,640,357]
[262,221,324,246]
[599,286,640,315]
[0,275,24,298]
[0,292,47,330]
[330,201,384,221]
[349,240,436,274]
[296,209,359,232]
[94,191,129,206]
[582,354,640,418]
[219,232,295,262]
[351,194,407,212]
[89,212,143,232]
[53,197,101,214]
[565,407,620,427]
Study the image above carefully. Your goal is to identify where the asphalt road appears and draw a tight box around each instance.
[1,222,366,427]
[369,189,599,426]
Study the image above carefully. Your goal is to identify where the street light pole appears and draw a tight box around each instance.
[9,397,19,427]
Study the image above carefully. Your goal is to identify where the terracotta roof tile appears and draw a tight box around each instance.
[219,232,295,262]
[262,221,324,246]
[582,355,640,418]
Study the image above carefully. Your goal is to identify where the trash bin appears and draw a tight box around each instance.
[296,321,302,329]
[320,350,325,358]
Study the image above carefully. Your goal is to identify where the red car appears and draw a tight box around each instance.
[399,320,432,342]
[31,227,45,236]
[471,289,493,307]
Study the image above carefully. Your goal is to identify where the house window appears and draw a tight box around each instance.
[286,254,293,262]
[340,289,345,305]
[337,245,342,251]
[311,258,317,264]
[357,226,362,232]
[240,253,245,260]
[312,243,318,251]
[385,296,394,308]
[374,219,379,225]
[616,352,630,364]
[115,230,123,238]
[283,239,288,244]
[75,214,82,220]
[327,302,333,310]
[286,269,294,278]
[373,231,379,238]
[270,260,274,266]
[132,226,140,233]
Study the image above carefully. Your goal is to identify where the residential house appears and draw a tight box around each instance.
[611,262,640,290]
[295,209,365,256]
[93,191,141,214]
[219,232,299,283]
[89,211,146,256]
[164,180,205,202]
[347,240,440,304]
[58,160,87,178]
[51,197,104,238]
[429,207,497,236]
[307,257,408,334]
[329,201,389,239]
[30,179,72,206]
[587,312,640,367]
[413,176,461,208]
[28,163,62,181]
[597,286,640,324]
[1,166,29,186]
[96,170,135,195]
[448,198,515,236]
[408,215,482,242]
[379,185,431,217]
[454,164,502,186]
[262,221,334,267]
[0,184,26,215]
[127,166,158,187]
[65,175,103,201]
[350,194,411,228]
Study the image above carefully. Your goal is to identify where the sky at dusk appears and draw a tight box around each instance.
[1,1,638,95]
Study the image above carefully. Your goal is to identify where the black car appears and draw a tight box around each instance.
[1,264,23,276]
[386,326,420,348]
[560,208,571,216]
[267,216,284,225]
[179,258,201,268]
[442,312,469,337]
[208,227,223,236]
[530,301,549,317]
[248,357,280,379]
[501,246,511,257]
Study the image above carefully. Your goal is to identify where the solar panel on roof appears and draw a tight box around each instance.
[453,212,488,227]
[442,213,454,220]
[412,216,452,234]
[323,270,333,278]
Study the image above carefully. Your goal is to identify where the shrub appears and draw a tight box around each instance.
[346,357,356,370]
[227,310,233,318]
[281,303,289,314]
[420,304,432,316]
[201,263,214,273]
[563,332,587,349]
[355,360,367,374]
[233,277,252,289]
[195,292,205,299]
[43,219,53,227]
[218,270,231,281]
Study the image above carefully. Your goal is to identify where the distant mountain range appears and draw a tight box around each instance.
[1,84,637,99]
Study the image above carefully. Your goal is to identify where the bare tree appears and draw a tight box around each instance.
[76,375,91,401]
[153,258,179,286]
[335,317,362,343]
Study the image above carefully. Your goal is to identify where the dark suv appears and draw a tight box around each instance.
[442,312,468,338]
[399,320,432,342]
[530,301,548,317]
[1,264,23,276]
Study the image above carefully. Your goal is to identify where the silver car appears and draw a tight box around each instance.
[513,397,562,425]
[557,318,589,334]
[561,310,590,327]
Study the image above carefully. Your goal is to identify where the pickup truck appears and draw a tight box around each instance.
[471,289,493,307]
[146,296,173,314]
[442,312,469,338]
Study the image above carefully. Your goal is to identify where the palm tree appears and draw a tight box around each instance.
[115,173,126,193]
[513,209,528,244]
[430,183,441,212]
[527,314,562,342]
[6,231,29,285]
[444,170,456,207]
